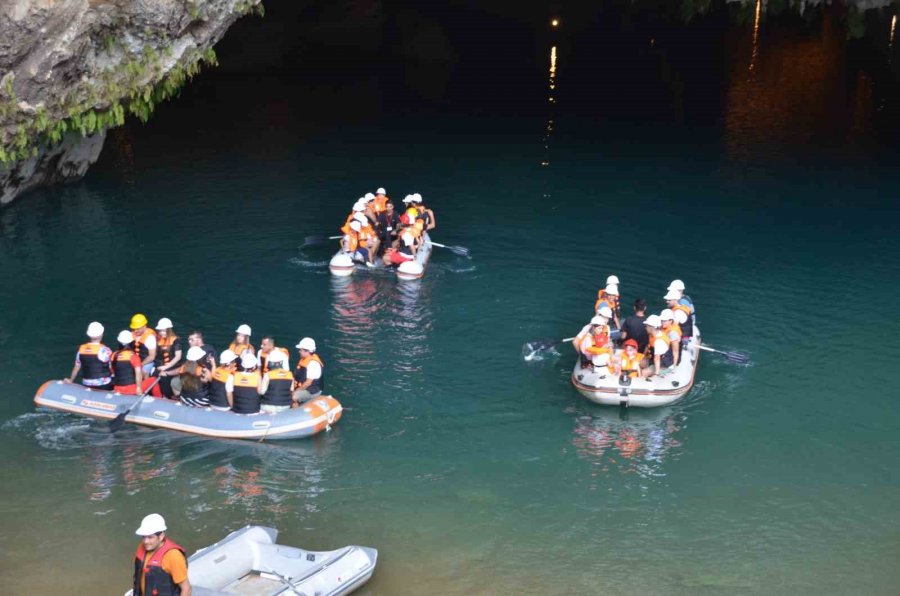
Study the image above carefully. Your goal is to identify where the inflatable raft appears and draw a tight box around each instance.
[571,327,701,407]
[329,233,433,280]
[33,381,342,440]
[125,525,377,596]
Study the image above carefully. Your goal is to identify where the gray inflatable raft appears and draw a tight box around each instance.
[125,525,378,596]
[571,327,702,408]
[329,233,433,280]
[34,380,342,440]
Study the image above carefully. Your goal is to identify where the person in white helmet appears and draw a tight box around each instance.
[65,322,113,390]
[132,513,191,596]
[173,346,212,407]
[665,281,695,338]
[232,353,262,414]
[292,337,324,404]
[373,187,390,215]
[579,317,614,373]
[229,324,255,364]
[573,309,613,368]
[660,309,682,366]
[111,330,145,396]
[260,349,294,413]
[640,314,671,378]
[594,283,621,329]
[409,193,436,231]
[154,318,182,398]
[354,212,380,264]
[207,350,238,411]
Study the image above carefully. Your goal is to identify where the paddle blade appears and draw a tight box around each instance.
[447,245,471,257]
[725,351,751,365]
[108,412,128,432]
[302,235,329,247]
[522,338,561,361]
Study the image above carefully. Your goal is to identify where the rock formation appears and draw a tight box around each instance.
[0,0,262,206]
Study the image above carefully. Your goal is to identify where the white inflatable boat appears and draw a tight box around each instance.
[328,233,432,281]
[126,525,378,596]
[571,327,701,407]
[34,381,342,440]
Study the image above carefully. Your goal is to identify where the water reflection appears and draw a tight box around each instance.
[570,407,683,481]
[541,45,558,167]
[750,0,763,72]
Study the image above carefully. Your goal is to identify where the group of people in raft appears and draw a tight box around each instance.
[64,313,325,415]
[573,277,697,380]
[339,187,436,266]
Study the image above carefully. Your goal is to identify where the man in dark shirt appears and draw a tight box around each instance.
[620,298,649,352]
[377,201,401,251]
[188,330,217,372]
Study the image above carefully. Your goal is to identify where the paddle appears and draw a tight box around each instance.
[303,234,342,247]
[698,344,750,364]
[109,377,161,432]
[430,241,470,257]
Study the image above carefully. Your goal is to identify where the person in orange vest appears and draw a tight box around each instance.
[573,309,612,369]
[579,322,614,373]
[292,337,324,404]
[154,318,183,398]
[640,315,671,378]
[665,288,694,342]
[594,283,620,329]
[111,330,161,396]
[616,338,643,379]
[660,309,683,366]
[409,193,436,231]
[258,336,290,373]
[354,213,380,265]
[231,353,262,414]
[207,350,238,411]
[260,350,294,413]
[373,187,390,214]
[229,324,255,361]
[130,313,158,375]
[132,513,191,596]
[65,321,113,390]
[343,220,370,264]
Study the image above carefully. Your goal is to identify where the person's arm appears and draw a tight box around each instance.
[259,373,269,395]
[134,364,143,388]
[426,209,436,230]
[141,336,157,367]
[671,337,680,365]
[226,375,234,407]
[179,579,192,596]
[65,360,80,383]
[166,551,191,596]
[654,353,662,375]
[159,346,183,375]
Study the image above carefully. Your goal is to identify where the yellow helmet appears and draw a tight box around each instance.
[130,313,148,329]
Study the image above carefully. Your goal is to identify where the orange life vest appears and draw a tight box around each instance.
[156,334,179,366]
[133,538,185,596]
[374,195,389,213]
[344,231,359,252]
[664,322,682,343]
[232,370,261,414]
[229,340,254,357]
[262,368,293,406]
[296,353,324,391]
[133,328,157,361]
[620,350,642,377]
[594,291,619,314]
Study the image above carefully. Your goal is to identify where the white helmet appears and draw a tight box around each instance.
[411,193,423,203]
[667,279,686,291]
[235,324,252,336]
[135,513,167,536]
[402,195,413,203]
[376,187,386,195]
[240,353,258,369]
[219,349,238,365]
[186,346,206,362]
[644,314,662,328]
[606,275,620,285]
[353,213,368,223]
[86,321,104,337]
[155,317,173,330]
[596,306,613,319]
[364,192,375,201]
[296,337,316,352]
[352,202,365,212]
[664,290,681,301]
[349,220,361,232]
[590,315,606,326]
[660,309,674,321]
[267,349,285,364]
[604,284,619,296]
[117,330,134,344]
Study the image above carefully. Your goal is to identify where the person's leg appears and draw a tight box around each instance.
[141,377,162,397]
[292,388,314,404]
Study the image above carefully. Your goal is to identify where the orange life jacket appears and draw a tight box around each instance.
[133,328,157,361]
[594,291,619,314]
[620,350,642,377]
[374,195,389,213]
[262,368,293,406]
[133,538,185,596]
[155,334,179,366]
[229,340,254,357]
[344,231,359,252]
[78,342,111,381]
[664,322,682,343]
[232,370,261,414]
[296,353,325,391]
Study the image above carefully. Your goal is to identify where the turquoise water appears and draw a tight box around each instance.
[3,4,900,594]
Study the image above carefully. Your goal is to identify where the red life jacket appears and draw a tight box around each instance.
[133,538,185,596]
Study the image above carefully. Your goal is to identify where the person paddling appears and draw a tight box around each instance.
[65,322,113,390]
[132,513,192,596]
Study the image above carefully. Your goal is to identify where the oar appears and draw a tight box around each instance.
[303,234,342,247]
[430,241,470,257]
[109,377,161,432]
[698,344,750,364]
[525,336,576,353]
